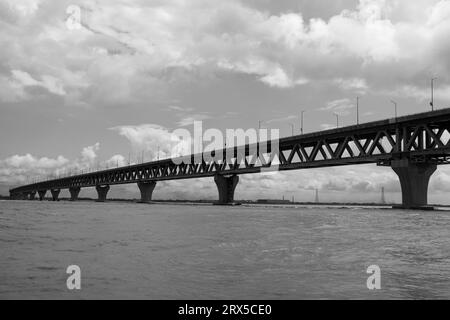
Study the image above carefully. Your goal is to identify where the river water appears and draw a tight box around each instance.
[1,200,450,299]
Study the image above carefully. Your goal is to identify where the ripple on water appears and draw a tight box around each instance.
[1,201,450,299]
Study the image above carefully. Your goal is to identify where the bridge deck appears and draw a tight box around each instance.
[10,108,450,194]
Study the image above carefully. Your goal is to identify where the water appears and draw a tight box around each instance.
[1,200,450,299]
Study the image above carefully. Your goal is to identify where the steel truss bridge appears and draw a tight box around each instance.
[10,109,450,208]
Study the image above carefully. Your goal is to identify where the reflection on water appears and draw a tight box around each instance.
[1,200,449,299]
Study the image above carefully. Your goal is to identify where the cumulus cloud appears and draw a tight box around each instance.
[0,143,124,186]
[81,142,100,163]
[1,0,450,107]
[110,124,191,160]
[0,153,68,184]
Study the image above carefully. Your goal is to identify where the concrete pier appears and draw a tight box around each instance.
[29,191,36,200]
[137,181,156,203]
[214,174,239,205]
[391,159,436,209]
[50,189,60,201]
[38,190,47,201]
[95,185,110,202]
[69,187,81,201]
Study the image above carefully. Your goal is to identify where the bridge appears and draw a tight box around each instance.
[9,108,450,209]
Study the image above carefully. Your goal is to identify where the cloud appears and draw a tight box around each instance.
[0,143,124,185]
[11,70,65,96]
[166,105,194,112]
[1,0,450,107]
[177,114,211,127]
[110,124,191,160]
[81,142,100,163]
[105,154,126,168]
[266,115,297,124]
[321,98,355,115]
[0,153,69,184]
[333,77,368,93]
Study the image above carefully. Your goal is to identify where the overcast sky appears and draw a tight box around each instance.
[1,0,450,203]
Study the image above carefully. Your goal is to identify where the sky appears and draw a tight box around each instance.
[1,0,450,203]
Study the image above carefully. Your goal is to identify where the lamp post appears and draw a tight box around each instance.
[288,123,294,136]
[334,113,339,128]
[356,96,360,125]
[430,77,437,111]
[300,110,305,135]
[390,100,397,118]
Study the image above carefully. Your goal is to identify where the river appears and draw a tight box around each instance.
[1,200,449,299]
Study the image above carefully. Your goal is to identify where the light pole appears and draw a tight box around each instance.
[289,123,294,136]
[430,77,437,111]
[356,96,360,125]
[390,100,397,118]
[300,110,305,135]
[334,113,339,128]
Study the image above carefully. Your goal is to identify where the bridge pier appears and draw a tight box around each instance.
[38,190,47,201]
[214,174,239,205]
[29,191,36,200]
[50,189,60,201]
[95,185,110,202]
[391,159,436,209]
[9,192,19,200]
[137,181,156,203]
[69,187,81,201]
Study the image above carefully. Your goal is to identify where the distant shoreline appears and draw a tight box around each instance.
[2,195,450,208]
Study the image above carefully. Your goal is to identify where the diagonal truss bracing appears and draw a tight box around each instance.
[10,109,450,194]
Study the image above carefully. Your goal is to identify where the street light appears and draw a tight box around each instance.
[334,113,339,128]
[300,110,305,135]
[288,123,294,136]
[430,77,437,111]
[390,100,398,118]
[356,96,360,125]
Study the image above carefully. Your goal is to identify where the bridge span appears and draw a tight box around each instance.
[9,109,450,209]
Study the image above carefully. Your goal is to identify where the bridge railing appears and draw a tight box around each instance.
[10,108,450,194]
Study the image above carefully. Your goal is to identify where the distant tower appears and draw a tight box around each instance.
[380,187,386,204]
[315,189,319,203]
